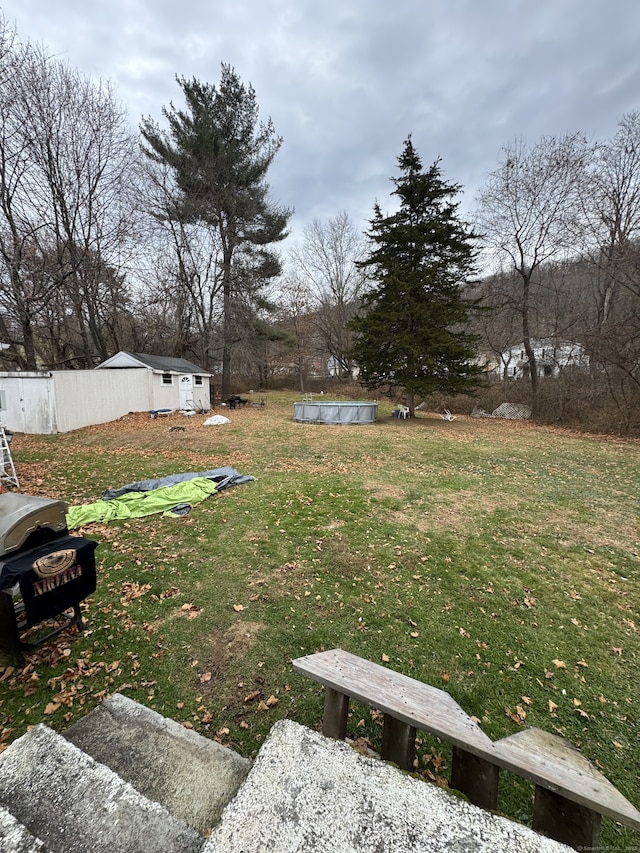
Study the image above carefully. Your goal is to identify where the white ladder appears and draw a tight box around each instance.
[0,425,19,488]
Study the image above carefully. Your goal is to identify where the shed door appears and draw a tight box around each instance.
[179,375,193,410]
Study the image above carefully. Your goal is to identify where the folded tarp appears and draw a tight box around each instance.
[67,477,220,530]
[102,466,254,500]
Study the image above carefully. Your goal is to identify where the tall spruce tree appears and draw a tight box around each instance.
[349,137,483,413]
[140,66,291,394]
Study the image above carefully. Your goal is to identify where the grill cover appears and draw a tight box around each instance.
[0,493,68,556]
[0,534,97,625]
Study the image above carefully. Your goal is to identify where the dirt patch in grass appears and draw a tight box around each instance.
[371,485,509,534]
[196,621,265,692]
[365,482,406,501]
[412,492,504,533]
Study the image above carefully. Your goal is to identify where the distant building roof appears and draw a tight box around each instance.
[96,351,210,375]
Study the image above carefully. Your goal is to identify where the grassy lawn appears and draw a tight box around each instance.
[1,391,639,845]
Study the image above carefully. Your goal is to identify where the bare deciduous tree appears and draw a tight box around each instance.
[0,24,139,368]
[579,111,640,388]
[288,211,366,379]
[475,134,589,410]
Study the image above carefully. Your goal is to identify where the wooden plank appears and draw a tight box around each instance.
[322,687,349,740]
[533,785,601,850]
[450,747,499,811]
[493,728,640,831]
[381,714,415,772]
[293,649,494,760]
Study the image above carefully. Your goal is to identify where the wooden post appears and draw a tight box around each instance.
[381,714,416,772]
[532,786,601,850]
[322,687,349,740]
[450,747,499,811]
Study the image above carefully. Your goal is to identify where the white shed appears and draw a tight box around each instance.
[96,352,211,413]
[0,352,211,434]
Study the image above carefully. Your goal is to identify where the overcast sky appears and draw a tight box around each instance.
[2,0,640,248]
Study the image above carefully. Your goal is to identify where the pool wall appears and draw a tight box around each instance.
[293,401,377,425]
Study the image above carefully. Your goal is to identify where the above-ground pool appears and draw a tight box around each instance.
[293,400,378,425]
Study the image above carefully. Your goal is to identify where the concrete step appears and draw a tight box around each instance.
[205,719,573,853]
[0,724,204,853]
[63,693,250,835]
[0,805,47,853]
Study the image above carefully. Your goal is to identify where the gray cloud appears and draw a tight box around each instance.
[3,0,640,243]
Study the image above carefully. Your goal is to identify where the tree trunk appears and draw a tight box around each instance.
[521,273,538,414]
[221,246,233,398]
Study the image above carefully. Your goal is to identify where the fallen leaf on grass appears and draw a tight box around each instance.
[233,604,245,612]
[352,737,372,756]
[505,705,526,725]
[120,582,152,603]
[244,689,261,703]
[159,586,181,599]
[552,659,566,669]
[382,653,390,662]
[548,700,558,715]
[265,695,279,707]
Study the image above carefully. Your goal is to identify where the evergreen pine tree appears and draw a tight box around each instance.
[140,66,291,394]
[349,137,483,413]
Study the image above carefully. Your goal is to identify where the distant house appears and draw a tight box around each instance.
[0,352,211,434]
[495,339,589,380]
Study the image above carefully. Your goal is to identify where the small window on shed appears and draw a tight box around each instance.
[194,376,203,386]
[161,373,173,385]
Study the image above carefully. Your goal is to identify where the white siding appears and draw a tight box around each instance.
[0,373,56,434]
[52,369,151,432]
[0,367,211,433]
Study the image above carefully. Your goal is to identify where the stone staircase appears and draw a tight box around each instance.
[0,693,573,852]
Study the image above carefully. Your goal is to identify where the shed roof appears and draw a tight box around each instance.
[97,352,210,375]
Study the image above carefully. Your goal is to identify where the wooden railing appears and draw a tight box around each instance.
[293,648,640,851]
